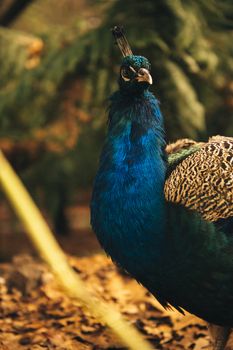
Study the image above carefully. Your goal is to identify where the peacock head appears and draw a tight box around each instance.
[119,55,152,93]
[112,26,152,94]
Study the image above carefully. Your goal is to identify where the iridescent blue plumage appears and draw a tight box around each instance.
[91,82,167,275]
[90,52,233,341]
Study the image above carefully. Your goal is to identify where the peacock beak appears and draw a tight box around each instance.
[135,68,153,85]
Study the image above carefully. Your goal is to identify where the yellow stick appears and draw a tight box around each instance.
[0,150,154,350]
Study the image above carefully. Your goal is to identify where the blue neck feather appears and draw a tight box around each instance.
[91,90,167,278]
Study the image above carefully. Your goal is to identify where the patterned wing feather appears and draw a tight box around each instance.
[164,136,233,222]
[166,138,201,154]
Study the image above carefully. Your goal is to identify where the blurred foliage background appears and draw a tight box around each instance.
[0,0,233,234]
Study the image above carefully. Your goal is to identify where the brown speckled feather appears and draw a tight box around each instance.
[165,138,201,154]
[165,136,233,222]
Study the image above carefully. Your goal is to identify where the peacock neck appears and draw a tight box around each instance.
[91,90,167,276]
[107,90,166,163]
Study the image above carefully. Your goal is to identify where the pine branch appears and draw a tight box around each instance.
[0,0,35,26]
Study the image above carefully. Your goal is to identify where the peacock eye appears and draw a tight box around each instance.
[121,66,136,81]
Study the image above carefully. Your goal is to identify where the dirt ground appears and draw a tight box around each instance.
[1,253,232,350]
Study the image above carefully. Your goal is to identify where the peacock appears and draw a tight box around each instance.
[90,26,233,350]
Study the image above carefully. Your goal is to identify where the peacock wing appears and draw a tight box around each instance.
[164,136,233,222]
[165,138,203,175]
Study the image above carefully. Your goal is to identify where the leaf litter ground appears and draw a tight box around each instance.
[1,254,232,350]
